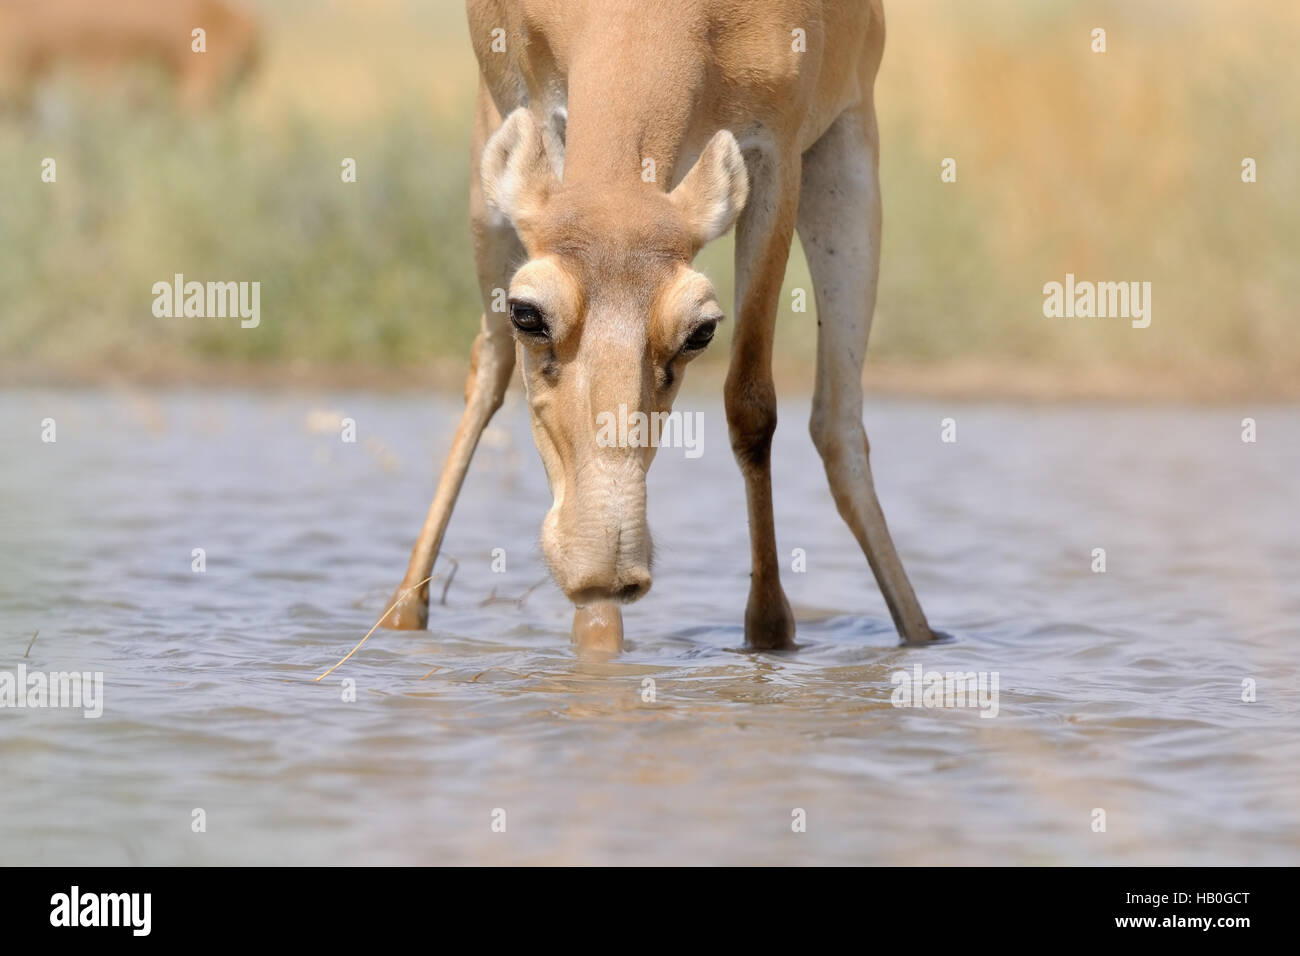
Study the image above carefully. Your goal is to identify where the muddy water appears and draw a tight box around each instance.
[1,388,1297,864]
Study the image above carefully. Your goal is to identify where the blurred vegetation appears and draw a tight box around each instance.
[0,0,1296,393]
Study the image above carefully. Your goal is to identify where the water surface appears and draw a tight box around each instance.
[1,388,1296,864]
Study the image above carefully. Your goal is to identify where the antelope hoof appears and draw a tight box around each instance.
[901,627,954,647]
[380,584,429,631]
[572,602,624,656]
[744,600,797,651]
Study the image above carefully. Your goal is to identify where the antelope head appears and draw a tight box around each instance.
[480,108,748,647]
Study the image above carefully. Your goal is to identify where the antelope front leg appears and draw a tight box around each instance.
[383,318,514,629]
[727,148,801,650]
[384,79,523,630]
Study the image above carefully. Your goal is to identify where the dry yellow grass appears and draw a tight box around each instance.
[1,0,1295,397]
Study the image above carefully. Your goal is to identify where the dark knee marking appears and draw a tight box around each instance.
[726,378,778,470]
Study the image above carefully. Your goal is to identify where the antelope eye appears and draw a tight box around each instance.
[509,300,548,337]
[682,320,718,352]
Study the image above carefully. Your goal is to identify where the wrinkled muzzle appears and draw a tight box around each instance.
[541,452,652,606]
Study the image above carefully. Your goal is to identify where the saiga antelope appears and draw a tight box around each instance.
[385,0,944,652]
[0,0,260,109]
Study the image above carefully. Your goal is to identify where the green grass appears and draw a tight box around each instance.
[1,0,1296,392]
[0,91,480,367]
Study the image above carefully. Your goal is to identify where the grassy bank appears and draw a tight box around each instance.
[1,0,1296,397]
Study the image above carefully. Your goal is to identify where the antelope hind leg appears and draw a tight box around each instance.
[796,104,942,645]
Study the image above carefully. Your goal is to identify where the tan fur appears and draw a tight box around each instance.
[386,0,942,649]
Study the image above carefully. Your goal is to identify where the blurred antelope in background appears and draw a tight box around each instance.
[0,0,260,110]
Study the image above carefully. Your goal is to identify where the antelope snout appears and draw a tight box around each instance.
[542,459,653,606]
[566,565,652,607]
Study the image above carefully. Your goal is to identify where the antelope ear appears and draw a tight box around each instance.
[481,108,556,228]
[669,130,749,247]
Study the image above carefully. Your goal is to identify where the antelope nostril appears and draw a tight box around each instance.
[567,573,650,607]
[618,569,652,603]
